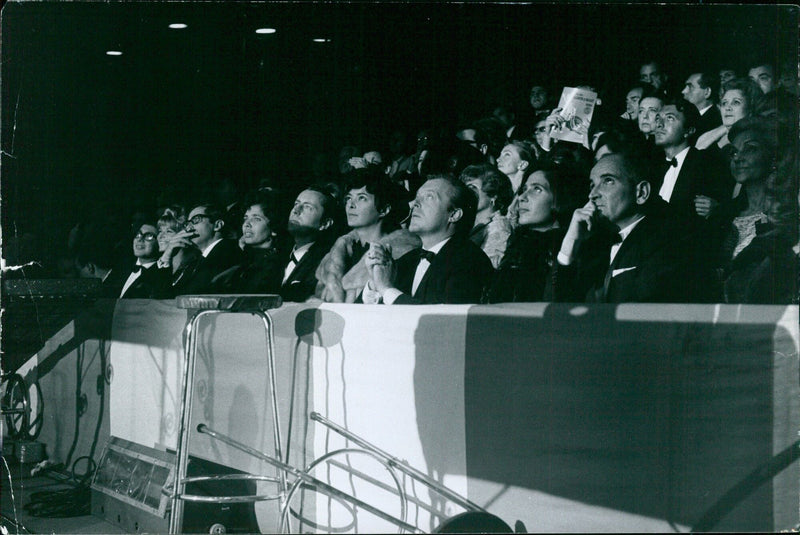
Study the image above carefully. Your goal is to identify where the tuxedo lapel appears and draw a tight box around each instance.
[609,221,649,271]
[120,263,161,298]
[413,255,435,298]
[284,248,313,285]
[669,148,698,207]
[393,249,421,296]
[412,239,456,298]
[602,220,653,301]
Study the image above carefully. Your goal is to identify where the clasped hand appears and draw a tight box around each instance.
[364,242,396,293]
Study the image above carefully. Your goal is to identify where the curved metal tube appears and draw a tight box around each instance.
[198,424,420,534]
[284,480,358,533]
[280,448,409,534]
[170,308,211,534]
[162,474,283,503]
[310,412,485,514]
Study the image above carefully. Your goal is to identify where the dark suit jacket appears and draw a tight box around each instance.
[661,147,733,240]
[119,263,172,299]
[172,239,244,296]
[280,239,332,302]
[216,247,283,294]
[391,235,493,305]
[484,227,565,303]
[100,268,127,298]
[696,105,722,137]
[554,211,717,304]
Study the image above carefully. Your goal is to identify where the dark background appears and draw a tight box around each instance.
[1,1,797,268]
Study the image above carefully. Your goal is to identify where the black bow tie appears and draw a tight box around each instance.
[132,264,147,274]
[419,249,436,262]
[667,157,678,168]
[289,253,300,264]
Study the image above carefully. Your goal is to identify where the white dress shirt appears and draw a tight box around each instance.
[363,237,450,304]
[282,242,313,283]
[609,216,645,265]
[659,146,690,202]
[201,238,223,258]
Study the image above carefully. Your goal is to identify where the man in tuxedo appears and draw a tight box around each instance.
[652,96,731,227]
[280,185,338,302]
[165,202,243,295]
[363,175,493,304]
[116,223,169,298]
[554,153,715,303]
[681,72,721,136]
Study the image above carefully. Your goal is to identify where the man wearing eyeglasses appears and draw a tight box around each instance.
[161,202,243,296]
[116,222,169,298]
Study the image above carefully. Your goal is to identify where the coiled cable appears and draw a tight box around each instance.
[22,456,96,518]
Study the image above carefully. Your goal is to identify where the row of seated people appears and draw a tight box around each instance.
[75,97,798,305]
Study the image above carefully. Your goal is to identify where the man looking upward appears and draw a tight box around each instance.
[364,175,493,304]
[280,185,338,302]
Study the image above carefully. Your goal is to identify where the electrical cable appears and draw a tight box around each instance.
[21,457,96,519]
[1,455,24,534]
[63,344,85,468]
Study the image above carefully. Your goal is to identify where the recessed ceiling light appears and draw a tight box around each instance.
[106,50,123,56]
[312,38,331,43]
[169,23,188,29]
[255,28,276,34]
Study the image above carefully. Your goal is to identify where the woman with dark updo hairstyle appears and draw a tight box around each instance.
[314,168,420,302]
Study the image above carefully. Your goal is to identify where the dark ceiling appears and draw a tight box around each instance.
[1,2,797,248]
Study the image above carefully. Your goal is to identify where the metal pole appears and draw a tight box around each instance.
[169,309,213,534]
[310,411,485,513]
[198,423,420,534]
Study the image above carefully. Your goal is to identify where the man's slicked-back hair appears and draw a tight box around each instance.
[662,95,701,137]
[604,150,659,197]
[426,174,478,236]
[191,201,226,228]
[305,182,345,238]
[748,60,775,75]
[305,183,339,223]
[696,71,720,103]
